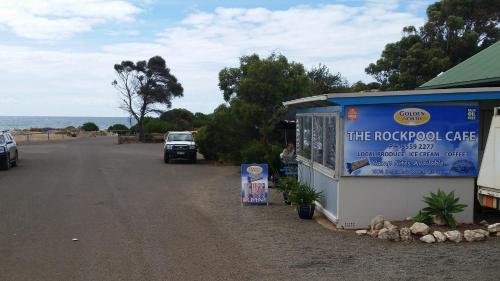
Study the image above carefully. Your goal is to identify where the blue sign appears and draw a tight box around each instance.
[241,164,269,204]
[344,105,479,176]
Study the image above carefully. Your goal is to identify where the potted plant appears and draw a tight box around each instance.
[289,182,323,219]
[276,177,299,205]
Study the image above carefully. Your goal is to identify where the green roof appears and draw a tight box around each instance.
[419,41,500,89]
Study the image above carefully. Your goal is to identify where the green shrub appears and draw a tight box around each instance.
[81,122,99,131]
[276,177,300,194]
[108,124,129,133]
[288,182,323,205]
[195,126,217,160]
[143,118,170,134]
[241,141,268,163]
[414,210,433,225]
[422,189,467,229]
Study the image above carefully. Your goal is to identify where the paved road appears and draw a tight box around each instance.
[1,137,500,281]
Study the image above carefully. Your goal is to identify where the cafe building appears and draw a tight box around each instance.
[283,41,500,228]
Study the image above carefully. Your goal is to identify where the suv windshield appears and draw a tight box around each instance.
[168,134,193,142]
[0,135,5,145]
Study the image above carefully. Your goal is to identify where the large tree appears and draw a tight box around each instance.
[112,56,183,140]
[307,64,350,95]
[219,53,310,137]
[366,0,500,90]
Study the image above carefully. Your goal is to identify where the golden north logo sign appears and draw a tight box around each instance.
[394,108,430,126]
[246,165,263,174]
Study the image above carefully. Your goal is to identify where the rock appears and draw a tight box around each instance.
[400,227,413,242]
[355,230,368,236]
[444,230,462,243]
[370,215,385,231]
[410,222,430,236]
[369,230,379,238]
[497,232,500,237]
[378,228,400,242]
[433,216,446,226]
[405,217,413,221]
[420,234,435,243]
[383,220,398,230]
[480,220,489,226]
[433,231,447,242]
[464,230,486,242]
[487,223,500,233]
[473,229,489,237]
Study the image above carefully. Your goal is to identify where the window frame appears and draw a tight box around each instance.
[296,112,339,178]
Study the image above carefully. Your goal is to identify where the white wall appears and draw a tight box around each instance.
[336,177,475,229]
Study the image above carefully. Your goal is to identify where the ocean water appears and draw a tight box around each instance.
[0,116,133,130]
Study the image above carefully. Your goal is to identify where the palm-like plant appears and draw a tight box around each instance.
[422,189,467,229]
[288,182,323,205]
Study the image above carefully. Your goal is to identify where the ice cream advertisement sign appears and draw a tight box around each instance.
[343,105,479,176]
[241,164,269,204]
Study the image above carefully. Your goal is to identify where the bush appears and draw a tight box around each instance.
[81,122,99,131]
[414,210,433,225]
[288,182,323,205]
[276,177,300,194]
[108,124,129,133]
[195,126,217,160]
[422,189,467,229]
[143,118,170,134]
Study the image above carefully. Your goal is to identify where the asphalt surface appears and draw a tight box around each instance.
[1,137,500,281]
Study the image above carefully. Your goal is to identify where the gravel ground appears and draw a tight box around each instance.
[0,137,499,280]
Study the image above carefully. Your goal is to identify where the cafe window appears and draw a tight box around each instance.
[297,113,337,171]
[313,116,324,164]
[296,115,312,158]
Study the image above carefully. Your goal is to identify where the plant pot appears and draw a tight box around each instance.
[297,203,315,219]
[283,192,291,205]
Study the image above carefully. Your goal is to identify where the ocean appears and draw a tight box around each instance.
[0,116,133,130]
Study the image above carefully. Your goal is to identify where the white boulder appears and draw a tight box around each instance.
[433,231,447,242]
[420,234,436,243]
[370,215,385,231]
[355,230,368,236]
[410,222,430,235]
[369,230,379,238]
[378,228,400,242]
[473,229,489,237]
[487,223,500,233]
[444,230,463,243]
[400,227,413,242]
[464,229,487,242]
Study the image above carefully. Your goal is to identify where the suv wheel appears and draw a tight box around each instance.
[1,153,10,171]
[11,151,18,167]
[164,151,169,164]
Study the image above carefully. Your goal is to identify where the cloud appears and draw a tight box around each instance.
[0,0,141,39]
[1,2,425,116]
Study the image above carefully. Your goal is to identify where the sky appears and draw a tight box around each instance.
[0,0,432,117]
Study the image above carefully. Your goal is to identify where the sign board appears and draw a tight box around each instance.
[241,164,269,204]
[344,105,479,176]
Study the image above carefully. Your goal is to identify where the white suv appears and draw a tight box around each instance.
[0,131,18,170]
[163,131,197,163]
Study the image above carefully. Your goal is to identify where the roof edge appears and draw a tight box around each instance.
[418,77,500,89]
[283,94,328,107]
